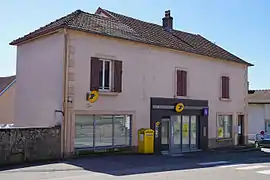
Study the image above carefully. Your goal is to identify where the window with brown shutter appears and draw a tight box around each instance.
[90,57,123,93]
[176,69,187,96]
[221,76,230,99]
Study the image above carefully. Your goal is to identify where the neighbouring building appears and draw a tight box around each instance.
[0,75,16,125]
[248,90,270,137]
[10,7,253,156]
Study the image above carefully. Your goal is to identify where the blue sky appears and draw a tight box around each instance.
[1,0,269,89]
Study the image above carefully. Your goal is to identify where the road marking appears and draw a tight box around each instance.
[217,164,249,168]
[197,161,230,166]
[257,170,270,175]
[236,165,268,170]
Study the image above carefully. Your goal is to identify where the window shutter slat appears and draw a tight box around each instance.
[90,57,101,91]
[226,77,230,98]
[113,60,122,92]
[176,70,187,96]
[176,70,181,96]
[182,71,187,96]
[221,76,230,99]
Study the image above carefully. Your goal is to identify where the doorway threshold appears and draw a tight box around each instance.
[161,149,202,156]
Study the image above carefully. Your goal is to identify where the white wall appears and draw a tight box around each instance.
[248,104,265,135]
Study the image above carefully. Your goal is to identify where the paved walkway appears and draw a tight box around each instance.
[0,151,269,180]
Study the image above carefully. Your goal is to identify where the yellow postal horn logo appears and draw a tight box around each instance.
[175,103,184,113]
[88,90,99,103]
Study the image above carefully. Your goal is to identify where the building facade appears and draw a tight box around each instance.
[11,8,252,156]
[248,90,270,139]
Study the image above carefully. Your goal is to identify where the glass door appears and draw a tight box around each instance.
[161,118,170,151]
[190,116,198,149]
[182,115,190,151]
[171,116,182,152]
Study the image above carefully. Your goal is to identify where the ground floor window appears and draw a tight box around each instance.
[75,114,132,149]
[217,114,233,138]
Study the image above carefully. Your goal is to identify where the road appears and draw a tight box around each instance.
[0,151,270,180]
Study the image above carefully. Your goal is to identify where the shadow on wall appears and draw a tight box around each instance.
[0,125,61,166]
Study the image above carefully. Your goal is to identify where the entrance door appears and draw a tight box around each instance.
[237,115,245,145]
[161,118,170,151]
[160,115,199,153]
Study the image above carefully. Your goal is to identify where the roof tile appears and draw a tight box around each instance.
[10,8,253,66]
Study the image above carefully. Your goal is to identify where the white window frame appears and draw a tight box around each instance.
[99,59,112,91]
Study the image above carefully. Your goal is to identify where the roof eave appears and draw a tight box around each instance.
[9,25,65,46]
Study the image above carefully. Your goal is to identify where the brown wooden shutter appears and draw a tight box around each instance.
[225,77,230,98]
[182,70,187,96]
[113,60,123,92]
[176,70,187,96]
[221,76,230,99]
[90,57,102,91]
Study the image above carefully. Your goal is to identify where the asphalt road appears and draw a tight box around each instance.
[1,151,270,180]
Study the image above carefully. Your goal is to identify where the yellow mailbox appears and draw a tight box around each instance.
[138,128,146,153]
[137,128,154,154]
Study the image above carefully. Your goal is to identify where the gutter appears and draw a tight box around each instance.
[0,79,16,96]
[61,28,69,158]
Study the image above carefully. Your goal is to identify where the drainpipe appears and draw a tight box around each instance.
[61,28,69,158]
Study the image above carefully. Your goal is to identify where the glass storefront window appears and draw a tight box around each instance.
[95,115,113,147]
[217,114,232,138]
[114,115,131,146]
[75,114,132,149]
[75,115,94,148]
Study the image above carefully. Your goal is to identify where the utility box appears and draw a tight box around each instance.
[137,128,154,154]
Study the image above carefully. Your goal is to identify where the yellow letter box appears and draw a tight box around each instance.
[138,128,146,153]
[143,129,154,154]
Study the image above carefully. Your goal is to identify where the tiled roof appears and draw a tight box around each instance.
[10,8,253,66]
[248,89,270,103]
[0,75,16,95]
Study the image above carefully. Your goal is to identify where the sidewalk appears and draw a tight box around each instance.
[208,144,258,153]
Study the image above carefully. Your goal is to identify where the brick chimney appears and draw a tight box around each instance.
[162,10,173,30]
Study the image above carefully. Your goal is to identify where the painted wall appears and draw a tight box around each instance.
[0,83,15,124]
[14,32,64,127]
[69,31,248,147]
[248,104,270,136]
[14,29,249,149]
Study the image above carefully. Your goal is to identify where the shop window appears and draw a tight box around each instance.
[75,114,132,149]
[95,115,113,147]
[114,115,131,146]
[75,115,94,148]
[217,114,233,138]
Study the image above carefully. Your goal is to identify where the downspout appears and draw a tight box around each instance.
[61,28,69,158]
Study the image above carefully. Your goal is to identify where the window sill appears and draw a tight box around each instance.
[219,98,231,101]
[216,138,233,142]
[175,95,189,99]
[99,91,119,96]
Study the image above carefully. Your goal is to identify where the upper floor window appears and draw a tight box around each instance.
[221,76,230,99]
[90,57,122,93]
[176,69,187,96]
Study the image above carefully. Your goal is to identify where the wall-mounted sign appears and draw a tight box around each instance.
[155,121,160,138]
[86,90,99,103]
[202,108,209,116]
[175,103,185,113]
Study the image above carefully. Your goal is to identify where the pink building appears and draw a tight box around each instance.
[10,8,253,156]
